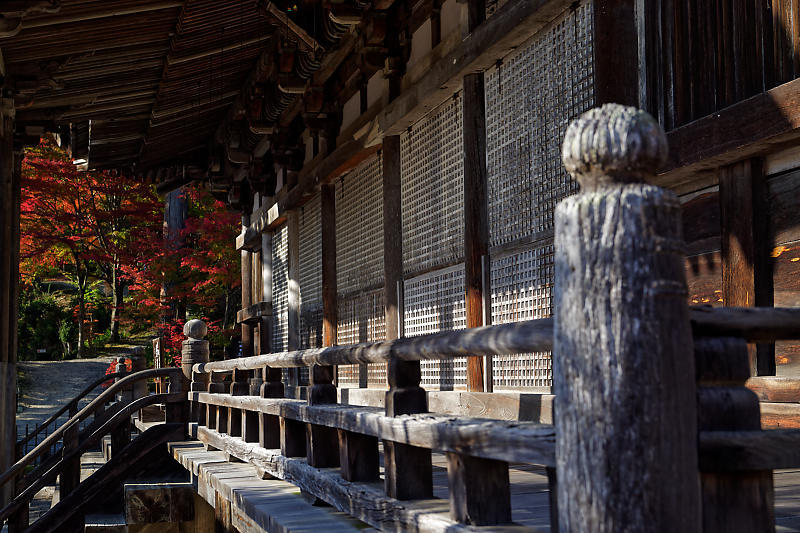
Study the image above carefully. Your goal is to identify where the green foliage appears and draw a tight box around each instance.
[17,286,73,360]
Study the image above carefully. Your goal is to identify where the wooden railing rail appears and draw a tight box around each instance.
[0,367,184,490]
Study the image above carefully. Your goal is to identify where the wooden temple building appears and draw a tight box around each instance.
[1,0,800,532]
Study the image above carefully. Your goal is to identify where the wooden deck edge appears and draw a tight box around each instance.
[168,441,368,533]
[187,425,537,533]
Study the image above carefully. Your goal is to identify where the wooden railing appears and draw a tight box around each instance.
[184,105,800,532]
[0,367,186,530]
[15,371,128,461]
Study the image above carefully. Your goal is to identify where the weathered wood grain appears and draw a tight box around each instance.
[746,377,800,402]
[554,105,700,532]
[189,393,555,466]
[236,302,273,325]
[446,453,511,526]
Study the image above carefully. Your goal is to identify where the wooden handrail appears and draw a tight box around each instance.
[0,391,184,525]
[195,318,555,373]
[191,306,800,375]
[0,367,183,489]
[16,371,127,448]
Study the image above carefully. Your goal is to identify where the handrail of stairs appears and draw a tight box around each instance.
[0,367,184,491]
[0,389,186,527]
[16,371,128,452]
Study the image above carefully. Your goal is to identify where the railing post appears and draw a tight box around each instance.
[553,104,700,532]
[59,422,80,498]
[384,358,432,500]
[182,319,209,424]
[259,365,283,449]
[695,337,774,531]
[305,365,339,467]
[207,371,226,431]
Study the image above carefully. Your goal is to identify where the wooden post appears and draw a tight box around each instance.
[287,211,301,387]
[233,214,253,397]
[306,365,339,467]
[719,159,774,375]
[110,416,130,458]
[280,417,306,457]
[183,319,209,423]
[382,136,432,500]
[59,423,81,499]
[447,453,511,525]
[554,104,700,532]
[695,337,774,531]
[463,71,489,392]
[0,100,19,509]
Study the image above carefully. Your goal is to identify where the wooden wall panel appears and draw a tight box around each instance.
[643,0,798,131]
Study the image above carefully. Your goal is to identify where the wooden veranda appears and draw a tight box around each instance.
[2,0,800,532]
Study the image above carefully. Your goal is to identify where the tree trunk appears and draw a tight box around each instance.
[110,261,122,342]
[223,290,230,330]
[76,271,86,358]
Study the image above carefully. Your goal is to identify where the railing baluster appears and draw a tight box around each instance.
[254,365,281,451]
[59,422,80,498]
[183,319,209,425]
[384,358,432,500]
[446,453,511,525]
[305,365,338,467]
[696,337,774,531]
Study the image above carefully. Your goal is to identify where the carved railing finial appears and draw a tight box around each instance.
[182,319,209,387]
[561,103,667,190]
[184,318,208,340]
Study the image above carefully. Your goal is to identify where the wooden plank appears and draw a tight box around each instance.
[190,393,555,466]
[760,401,800,429]
[746,377,800,402]
[190,425,531,533]
[462,72,488,393]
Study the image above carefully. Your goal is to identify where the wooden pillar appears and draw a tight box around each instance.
[719,159,774,375]
[321,184,337,349]
[0,99,17,508]
[554,105,700,532]
[593,0,639,108]
[287,211,301,387]
[696,337,774,531]
[463,72,489,392]
[382,135,432,499]
[232,214,252,397]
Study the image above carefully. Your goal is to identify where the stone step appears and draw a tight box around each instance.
[84,513,127,533]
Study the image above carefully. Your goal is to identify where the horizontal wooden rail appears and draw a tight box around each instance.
[16,371,127,448]
[690,306,800,341]
[0,391,185,525]
[0,367,183,489]
[191,392,555,466]
[193,307,800,376]
[195,318,555,373]
[699,429,800,471]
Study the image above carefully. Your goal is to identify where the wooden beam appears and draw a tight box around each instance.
[658,76,800,189]
[286,211,301,386]
[382,135,404,342]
